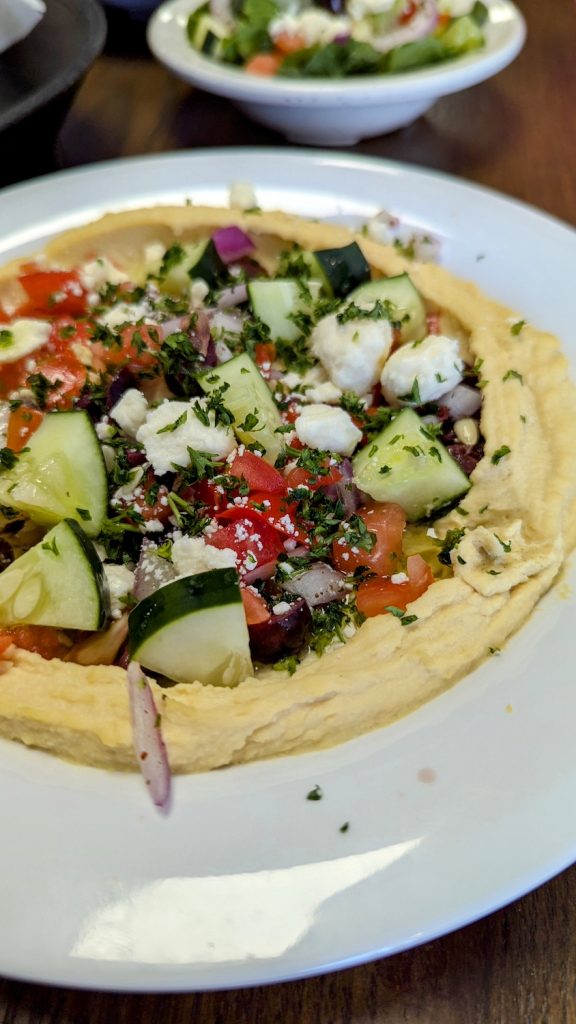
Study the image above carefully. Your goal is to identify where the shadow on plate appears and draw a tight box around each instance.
[0,0,107,188]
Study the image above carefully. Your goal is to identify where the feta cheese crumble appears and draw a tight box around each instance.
[109,388,149,439]
[294,404,362,457]
[310,307,393,395]
[136,399,236,475]
[171,536,237,576]
[380,334,465,406]
[103,564,135,620]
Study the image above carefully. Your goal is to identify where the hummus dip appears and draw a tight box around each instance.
[0,205,575,774]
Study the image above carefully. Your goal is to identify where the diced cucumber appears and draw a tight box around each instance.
[348,273,428,343]
[159,239,226,294]
[248,278,321,343]
[0,410,107,536]
[199,352,283,464]
[191,12,230,56]
[128,568,252,687]
[352,407,471,521]
[0,519,109,630]
[439,14,485,56]
[310,242,371,298]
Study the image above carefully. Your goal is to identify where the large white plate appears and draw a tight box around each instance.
[1,150,575,993]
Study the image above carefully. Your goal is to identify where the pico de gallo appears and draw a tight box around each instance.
[0,218,484,687]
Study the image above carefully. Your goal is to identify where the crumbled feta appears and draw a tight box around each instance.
[391,571,409,585]
[0,319,51,364]
[310,307,393,395]
[171,535,237,577]
[143,242,167,274]
[79,257,129,292]
[189,279,210,307]
[103,563,135,620]
[272,601,291,616]
[95,418,115,441]
[136,399,236,475]
[109,388,149,439]
[98,301,154,331]
[112,465,145,502]
[294,403,362,457]
[381,334,465,406]
[229,181,258,211]
[270,9,351,46]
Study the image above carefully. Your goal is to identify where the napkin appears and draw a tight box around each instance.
[0,0,45,56]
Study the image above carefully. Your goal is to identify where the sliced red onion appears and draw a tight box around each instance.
[127,661,171,811]
[283,562,346,607]
[242,559,277,584]
[248,598,312,663]
[372,0,438,53]
[64,614,129,666]
[212,226,254,265]
[439,383,482,420]
[134,540,177,601]
[321,458,361,517]
[189,310,211,358]
[216,283,248,309]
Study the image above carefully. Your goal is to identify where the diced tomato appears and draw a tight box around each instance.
[0,316,89,408]
[91,323,161,372]
[6,406,43,451]
[209,506,286,572]
[17,270,87,318]
[249,490,307,543]
[245,52,283,75]
[285,460,343,493]
[0,625,71,660]
[229,449,287,494]
[356,554,434,618]
[273,30,307,53]
[399,0,418,24]
[181,478,230,514]
[241,587,271,625]
[122,468,172,526]
[254,342,276,367]
[332,502,406,576]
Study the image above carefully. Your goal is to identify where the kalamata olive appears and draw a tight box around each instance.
[105,367,138,411]
[249,598,313,663]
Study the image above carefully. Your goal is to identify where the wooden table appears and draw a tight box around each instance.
[1,0,576,1019]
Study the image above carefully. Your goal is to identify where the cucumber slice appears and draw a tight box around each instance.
[311,242,371,298]
[159,239,226,294]
[0,519,109,630]
[0,410,107,536]
[440,14,485,56]
[352,407,471,521]
[348,273,428,343]
[248,278,321,343]
[191,13,230,56]
[128,568,252,687]
[199,352,283,464]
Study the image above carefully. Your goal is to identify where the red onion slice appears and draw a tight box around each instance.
[243,559,277,584]
[212,226,255,264]
[283,563,346,607]
[372,0,438,54]
[127,661,171,811]
[134,540,178,601]
[216,283,248,309]
[65,615,129,666]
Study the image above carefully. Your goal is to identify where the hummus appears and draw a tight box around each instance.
[0,205,575,774]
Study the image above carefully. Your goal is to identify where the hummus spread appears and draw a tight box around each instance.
[0,205,575,774]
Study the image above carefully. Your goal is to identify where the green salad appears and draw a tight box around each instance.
[186,0,489,78]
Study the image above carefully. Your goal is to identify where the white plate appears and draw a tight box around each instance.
[147,0,525,144]
[1,149,575,993]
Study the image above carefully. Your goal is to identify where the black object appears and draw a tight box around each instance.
[0,0,107,187]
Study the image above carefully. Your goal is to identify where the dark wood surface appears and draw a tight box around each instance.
[1,0,576,1018]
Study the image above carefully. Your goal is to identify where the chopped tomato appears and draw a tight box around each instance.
[229,449,287,494]
[249,490,307,543]
[17,270,87,318]
[209,506,286,571]
[91,323,161,372]
[181,478,230,514]
[356,554,434,618]
[254,342,276,367]
[0,316,89,408]
[399,0,418,24]
[332,502,406,576]
[0,625,71,660]
[241,587,271,625]
[273,30,307,53]
[6,406,43,451]
[285,460,343,493]
[122,468,172,526]
[245,52,283,75]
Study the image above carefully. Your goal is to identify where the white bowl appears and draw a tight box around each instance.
[147,0,525,146]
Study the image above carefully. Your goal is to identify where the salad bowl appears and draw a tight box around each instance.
[147,0,525,145]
